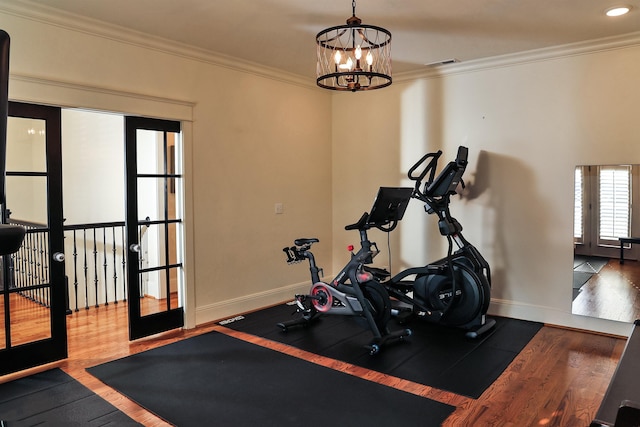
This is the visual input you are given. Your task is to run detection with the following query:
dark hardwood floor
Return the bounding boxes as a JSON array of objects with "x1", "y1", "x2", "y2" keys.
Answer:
[{"x1": 0, "y1": 296, "x2": 627, "y2": 426}]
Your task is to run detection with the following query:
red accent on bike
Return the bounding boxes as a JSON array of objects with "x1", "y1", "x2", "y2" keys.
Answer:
[
  {"x1": 311, "y1": 283, "x2": 332, "y2": 313},
  {"x1": 357, "y1": 272, "x2": 373, "y2": 282},
  {"x1": 347, "y1": 245, "x2": 354, "y2": 251}
]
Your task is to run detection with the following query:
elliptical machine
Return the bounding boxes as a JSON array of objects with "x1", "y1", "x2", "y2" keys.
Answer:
[
  {"x1": 368, "y1": 146, "x2": 495, "y2": 338},
  {"x1": 280, "y1": 202, "x2": 413, "y2": 355}
]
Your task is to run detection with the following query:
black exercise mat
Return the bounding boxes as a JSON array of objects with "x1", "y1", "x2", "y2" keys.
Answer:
[
  {"x1": 0, "y1": 368, "x2": 140, "y2": 426},
  {"x1": 222, "y1": 302, "x2": 543, "y2": 398},
  {"x1": 87, "y1": 330, "x2": 454, "y2": 427}
]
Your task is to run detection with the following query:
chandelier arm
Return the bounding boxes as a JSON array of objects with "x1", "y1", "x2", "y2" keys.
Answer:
[
  {"x1": 356, "y1": 29, "x2": 372, "y2": 45},
  {"x1": 355, "y1": 27, "x2": 392, "y2": 47},
  {"x1": 320, "y1": 28, "x2": 348, "y2": 45}
]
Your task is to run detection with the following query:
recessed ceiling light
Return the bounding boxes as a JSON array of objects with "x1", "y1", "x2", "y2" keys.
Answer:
[{"x1": 606, "y1": 6, "x2": 631, "y2": 17}]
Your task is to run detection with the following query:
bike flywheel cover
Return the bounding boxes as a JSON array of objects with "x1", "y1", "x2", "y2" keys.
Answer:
[{"x1": 310, "y1": 283, "x2": 333, "y2": 313}]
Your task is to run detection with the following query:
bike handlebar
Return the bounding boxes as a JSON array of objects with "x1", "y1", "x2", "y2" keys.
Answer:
[
  {"x1": 344, "y1": 211, "x2": 400, "y2": 233},
  {"x1": 345, "y1": 212, "x2": 369, "y2": 231}
]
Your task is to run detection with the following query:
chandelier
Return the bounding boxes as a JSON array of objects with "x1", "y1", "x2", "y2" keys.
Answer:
[{"x1": 316, "y1": 0, "x2": 392, "y2": 92}]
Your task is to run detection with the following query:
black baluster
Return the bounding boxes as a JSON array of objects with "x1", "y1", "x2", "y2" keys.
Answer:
[
  {"x1": 122, "y1": 227, "x2": 127, "y2": 302},
  {"x1": 42, "y1": 230, "x2": 50, "y2": 307},
  {"x1": 32, "y1": 229, "x2": 39, "y2": 303},
  {"x1": 83, "y1": 229, "x2": 89, "y2": 310},
  {"x1": 93, "y1": 228, "x2": 98, "y2": 308},
  {"x1": 72, "y1": 230, "x2": 79, "y2": 312},
  {"x1": 103, "y1": 227, "x2": 108, "y2": 306},
  {"x1": 8, "y1": 252, "x2": 15, "y2": 288},
  {"x1": 27, "y1": 227, "x2": 34, "y2": 295},
  {"x1": 36, "y1": 229, "x2": 43, "y2": 305},
  {"x1": 138, "y1": 224, "x2": 143, "y2": 299},
  {"x1": 112, "y1": 226, "x2": 118, "y2": 304}
]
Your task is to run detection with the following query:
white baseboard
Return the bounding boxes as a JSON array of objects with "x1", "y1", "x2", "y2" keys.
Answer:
[{"x1": 195, "y1": 281, "x2": 310, "y2": 326}]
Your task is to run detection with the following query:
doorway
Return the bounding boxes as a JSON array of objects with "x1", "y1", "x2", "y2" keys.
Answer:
[{"x1": 1, "y1": 104, "x2": 186, "y2": 375}]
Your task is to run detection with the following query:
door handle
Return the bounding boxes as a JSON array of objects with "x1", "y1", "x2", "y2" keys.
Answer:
[
  {"x1": 129, "y1": 243, "x2": 141, "y2": 253},
  {"x1": 53, "y1": 252, "x2": 65, "y2": 262}
]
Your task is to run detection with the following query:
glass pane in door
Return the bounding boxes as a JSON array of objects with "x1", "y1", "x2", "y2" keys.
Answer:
[
  {"x1": 10, "y1": 295, "x2": 51, "y2": 346},
  {"x1": 4, "y1": 118, "x2": 52, "y2": 347},
  {"x1": 6, "y1": 117, "x2": 47, "y2": 172},
  {"x1": 138, "y1": 222, "x2": 182, "y2": 317}
]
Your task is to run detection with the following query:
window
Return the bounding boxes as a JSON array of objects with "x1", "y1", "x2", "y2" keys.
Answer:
[
  {"x1": 598, "y1": 165, "x2": 631, "y2": 242},
  {"x1": 574, "y1": 167, "x2": 583, "y2": 242},
  {"x1": 574, "y1": 164, "x2": 632, "y2": 253}
]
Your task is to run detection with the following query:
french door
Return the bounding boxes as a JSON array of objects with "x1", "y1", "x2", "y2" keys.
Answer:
[
  {"x1": 574, "y1": 164, "x2": 637, "y2": 259},
  {"x1": 0, "y1": 102, "x2": 67, "y2": 375},
  {"x1": 125, "y1": 116, "x2": 184, "y2": 340}
]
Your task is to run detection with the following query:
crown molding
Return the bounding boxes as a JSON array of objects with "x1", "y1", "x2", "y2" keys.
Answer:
[
  {"x1": 0, "y1": 0, "x2": 315, "y2": 90},
  {"x1": 394, "y1": 31, "x2": 640, "y2": 82},
  {"x1": 2, "y1": 0, "x2": 639, "y2": 91}
]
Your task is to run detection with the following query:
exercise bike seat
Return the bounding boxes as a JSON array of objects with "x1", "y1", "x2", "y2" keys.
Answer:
[{"x1": 294, "y1": 238, "x2": 319, "y2": 246}]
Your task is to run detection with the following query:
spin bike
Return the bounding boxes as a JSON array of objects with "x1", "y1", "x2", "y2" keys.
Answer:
[
  {"x1": 280, "y1": 211, "x2": 412, "y2": 355},
  {"x1": 367, "y1": 146, "x2": 496, "y2": 338}
]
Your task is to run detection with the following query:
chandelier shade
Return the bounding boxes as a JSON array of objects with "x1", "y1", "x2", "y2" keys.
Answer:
[{"x1": 316, "y1": 1, "x2": 391, "y2": 92}]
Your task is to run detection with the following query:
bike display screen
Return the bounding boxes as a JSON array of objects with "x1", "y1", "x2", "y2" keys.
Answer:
[{"x1": 367, "y1": 187, "x2": 413, "y2": 227}]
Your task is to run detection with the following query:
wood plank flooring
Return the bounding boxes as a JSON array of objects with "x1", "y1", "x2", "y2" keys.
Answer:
[
  {"x1": 573, "y1": 258, "x2": 640, "y2": 322},
  {"x1": 0, "y1": 296, "x2": 628, "y2": 426}
]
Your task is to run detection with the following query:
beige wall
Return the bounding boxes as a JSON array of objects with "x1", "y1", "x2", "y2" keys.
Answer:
[
  {"x1": 332, "y1": 44, "x2": 640, "y2": 336},
  {"x1": 0, "y1": 10, "x2": 333, "y2": 327}
]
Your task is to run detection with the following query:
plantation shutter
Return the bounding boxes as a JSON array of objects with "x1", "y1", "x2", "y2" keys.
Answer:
[
  {"x1": 598, "y1": 165, "x2": 631, "y2": 241},
  {"x1": 574, "y1": 167, "x2": 583, "y2": 241}
]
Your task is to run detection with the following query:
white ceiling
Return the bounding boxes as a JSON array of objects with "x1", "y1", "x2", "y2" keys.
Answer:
[{"x1": 7, "y1": 0, "x2": 640, "y2": 78}]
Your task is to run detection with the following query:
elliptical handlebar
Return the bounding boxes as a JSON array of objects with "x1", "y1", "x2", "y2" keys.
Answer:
[
  {"x1": 407, "y1": 150, "x2": 442, "y2": 190},
  {"x1": 408, "y1": 146, "x2": 468, "y2": 206}
]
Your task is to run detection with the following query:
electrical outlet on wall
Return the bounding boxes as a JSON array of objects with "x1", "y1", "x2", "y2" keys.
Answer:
[{"x1": 275, "y1": 203, "x2": 284, "y2": 214}]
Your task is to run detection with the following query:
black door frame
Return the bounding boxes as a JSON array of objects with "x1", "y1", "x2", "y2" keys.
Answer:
[
  {"x1": 125, "y1": 116, "x2": 184, "y2": 340},
  {"x1": 0, "y1": 101, "x2": 67, "y2": 375}
]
